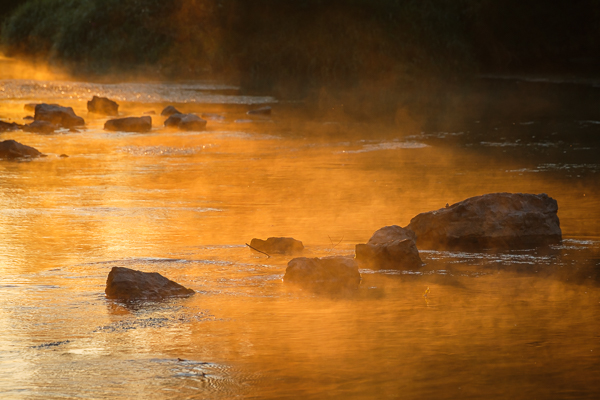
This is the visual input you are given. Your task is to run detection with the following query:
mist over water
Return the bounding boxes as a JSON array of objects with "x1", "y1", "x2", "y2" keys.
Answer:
[{"x1": 0, "y1": 68, "x2": 599, "y2": 398}]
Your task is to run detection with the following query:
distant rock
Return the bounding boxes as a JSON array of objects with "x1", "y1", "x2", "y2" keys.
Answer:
[
  {"x1": 34, "y1": 104, "x2": 85, "y2": 128},
  {"x1": 284, "y1": 256, "x2": 361, "y2": 290},
  {"x1": 164, "y1": 113, "x2": 207, "y2": 131},
  {"x1": 23, "y1": 120, "x2": 57, "y2": 134},
  {"x1": 250, "y1": 237, "x2": 304, "y2": 255},
  {"x1": 355, "y1": 225, "x2": 422, "y2": 270},
  {"x1": 247, "y1": 106, "x2": 272, "y2": 116},
  {"x1": 104, "y1": 116, "x2": 152, "y2": 133},
  {"x1": 0, "y1": 121, "x2": 21, "y2": 132},
  {"x1": 161, "y1": 105, "x2": 182, "y2": 116},
  {"x1": 87, "y1": 96, "x2": 119, "y2": 116},
  {"x1": 407, "y1": 192, "x2": 562, "y2": 250},
  {"x1": 0, "y1": 139, "x2": 44, "y2": 159},
  {"x1": 105, "y1": 267, "x2": 195, "y2": 300}
]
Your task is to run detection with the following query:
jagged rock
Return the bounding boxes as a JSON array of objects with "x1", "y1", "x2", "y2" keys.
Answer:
[
  {"x1": 250, "y1": 237, "x2": 304, "y2": 255},
  {"x1": 104, "y1": 116, "x2": 152, "y2": 132},
  {"x1": 0, "y1": 139, "x2": 44, "y2": 159},
  {"x1": 164, "y1": 113, "x2": 207, "y2": 131},
  {"x1": 23, "y1": 120, "x2": 57, "y2": 134},
  {"x1": 105, "y1": 267, "x2": 195, "y2": 300},
  {"x1": 34, "y1": 103, "x2": 84, "y2": 127},
  {"x1": 355, "y1": 225, "x2": 422, "y2": 270},
  {"x1": 407, "y1": 192, "x2": 562, "y2": 250},
  {"x1": 87, "y1": 96, "x2": 119, "y2": 116},
  {"x1": 284, "y1": 256, "x2": 361, "y2": 290},
  {"x1": 247, "y1": 106, "x2": 272, "y2": 115},
  {"x1": 161, "y1": 105, "x2": 182, "y2": 116},
  {"x1": 0, "y1": 121, "x2": 21, "y2": 132}
]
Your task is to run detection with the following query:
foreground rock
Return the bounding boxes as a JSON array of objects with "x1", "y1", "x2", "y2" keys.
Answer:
[
  {"x1": 284, "y1": 256, "x2": 360, "y2": 290},
  {"x1": 355, "y1": 225, "x2": 423, "y2": 270},
  {"x1": 87, "y1": 96, "x2": 119, "y2": 116},
  {"x1": 407, "y1": 192, "x2": 562, "y2": 250},
  {"x1": 164, "y1": 113, "x2": 207, "y2": 131},
  {"x1": 247, "y1": 106, "x2": 272, "y2": 116},
  {"x1": 0, "y1": 121, "x2": 21, "y2": 132},
  {"x1": 34, "y1": 103, "x2": 84, "y2": 127},
  {"x1": 105, "y1": 267, "x2": 195, "y2": 300},
  {"x1": 250, "y1": 237, "x2": 304, "y2": 255},
  {"x1": 0, "y1": 140, "x2": 44, "y2": 159},
  {"x1": 104, "y1": 116, "x2": 152, "y2": 132},
  {"x1": 161, "y1": 105, "x2": 182, "y2": 116},
  {"x1": 23, "y1": 120, "x2": 57, "y2": 134}
]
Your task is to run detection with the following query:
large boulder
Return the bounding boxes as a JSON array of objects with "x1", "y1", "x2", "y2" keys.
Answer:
[
  {"x1": 407, "y1": 192, "x2": 562, "y2": 250},
  {"x1": 87, "y1": 96, "x2": 119, "y2": 116},
  {"x1": 355, "y1": 225, "x2": 422, "y2": 270},
  {"x1": 161, "y1": 105, "x2": 182, "y2": 116},
  {"x1": 104, "y1": 116, "x2": 152, "y2": 133},
  {"x1": 284, "y1": 256, "x2": 361, "y2": 290},
  {"x1": 250, "y1": 237, "x2": 304, "y2": 255},
  {"x1": 34, "y1": 103, "x2": 84, "y2": 127},
  {"x1": 105, "y1": 267, "x2": 195, "y2": 300},
  {"x1": 0, "y1": 139, "x2": 44, "y2": 159},
  {"x1": 164, "y1": 113, "x2": 207, "y2": 131}
]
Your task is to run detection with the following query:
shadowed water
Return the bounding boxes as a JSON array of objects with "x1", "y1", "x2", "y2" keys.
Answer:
[{"x1": 0, "y1": 77, "x2": 599, "y2": 399}]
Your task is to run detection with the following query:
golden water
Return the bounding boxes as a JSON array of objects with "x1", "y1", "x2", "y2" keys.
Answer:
[{"x1": 0, "y1": 77, "x2": 599, "y2": 399}]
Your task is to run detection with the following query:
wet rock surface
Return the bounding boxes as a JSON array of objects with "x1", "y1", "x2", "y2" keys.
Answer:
[
  {"x1": 0, "y1": 139, "x2": 44, "y2": 159},
  {"x1": 104, "y1": 116, "x2": 152, "y2": 132},
  {"x1": 87, "y1": 96, "x2": 119, "y2": 116},
  {"x1": 34, "y1": 103, "x2": 85, "y2": 127},
  {"x1": 164, "y1": 113, "x2": 207, "y2": 131},
  {"x1": 407, "y1": 192, "x2": 562, "y2": 250},
  {"x1": 250, "y1": 237, "x2": 304, "y2": 255},
  {"x1": 105, "y1": 267, "x2": 195, "y2": 300},
  {"x1": 355, "y1": 225, "x2": 422, "y2": 270},
  {"x1": 284, "y1": 256, "x2": 361, "y2": 290}
]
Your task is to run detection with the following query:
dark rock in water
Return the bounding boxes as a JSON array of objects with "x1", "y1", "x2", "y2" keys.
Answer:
[
  {"x1": 87, "y1": 96, "x2": 119, "y2": 116},
  {"x1": 284, "y1": 256, "x2": 360, "y2": 290},
  {"x1": 250, "y1": 237, "x2": 304, "y2": 255},
  {"x1": 104, "y1": 116, "x2": 152, "y2": 133},
  {"x1": 0, "y1": 139, "x2": 44, "y2": 159},
  {"x1": 161, "y1": 105, "x2": 182, "y2": 116},
  {"x1": 247, "y1": 106, "x2": 272, "y2": 116},
  {"x1": 105, "y1": 267, "x2": 195, "y2": 300},
  {"x1": 60, "y1": 154, "x2": 69, "y2": 158},
  {"x1": 355, "y1": 225, "x2": 422, "y2": 270},
  {"x1": 0, "y1": 121, "x2": 21, "y2": 132},
  {"x1": 34, "y1": 103, "x2": 85, "y2": 127},
  {"x1": 164, "y1": 113, "x2": 207, "y2": 131},
  {"x1": 407, "y1": 192, "x2": 562, "y2": 250},
  {"x1": 23, "y1": 120, "x2": 57, "y2": 134}
]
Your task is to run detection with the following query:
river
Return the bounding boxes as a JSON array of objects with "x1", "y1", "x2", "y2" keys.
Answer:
[{"x1": 0, "y1": 71, "x2": 599, "y2": 399}]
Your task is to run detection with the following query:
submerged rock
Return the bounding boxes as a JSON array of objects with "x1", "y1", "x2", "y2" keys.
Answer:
[
  {"x1": 87, "y1": 96, "x2": 119, "y2": 116},
  {"x1": 250, "y1": 237, "x2": 304, "y2": 255},
  {"x1": 164, "y1": 113, "x2": 207, "y2": 131},
  {"x1": 104, "y1": 116, "x2": 152, "y2": 133},
  {"x1": 247, "y1": 106, "x2": 272, "y2": 116},
  {"x1": 0, "y1": 121, "x2": 21, "y2": 132},
  {"x1": 23, "y1": 120, "x2": 57, "y2": 134},
  {"x1": 34, "y1": 103, "x2": 85, "y2": 127},
  {"x1": 355, "y1": 225, "x2": 422, "y2": 270},
  {"x1": 407, "y1": 192, "x2": 562, "y2": 250},
  {"x1": 0, "y1": 139, "x2": 44, "y2": 159},
  {"x1": 161, "y1": 105, "x2": 182, "y2": 116},
  {"x1": 284, "y1": 256, "x2": 360, "y2": 290},
  {"x1": 105, "y1": 267, "x2": 195, "y2": 300}
]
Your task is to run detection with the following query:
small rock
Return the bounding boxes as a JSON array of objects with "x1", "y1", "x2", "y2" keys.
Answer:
[
  {"x1": 284, "y1": 256, "x2": 361, "y2": 290},
  {"x1": 0, "y1": 139, "x2": 44, "y2": 159},
  {"x1": 34, "y1": 103, "x2": 85, "y2": 128},
  {"x1": 59, "y1": 154, "x2": 69, "y2": 158},
  {"x1": 104, "y1": 116, "x2": 152, "y2": 133},
  {"x1": 247, "y1": 106, "x2": 272, "y2": 116},
  {"x1": 23, "y1": 120, "x2": 57, "y2": 134},
  {"x1": 250, "y1": 237, "x2": 304, "y2": 255},
  {"x1": 161, "y1": 105, "x2": 182, "y2": 116},
  {"x1": 105, "y1": 267, "x2": 195, "y2": 300},
  {"x1": 87, "y1": 96, "x2": 119, "y2": 116},
  {"x1": 164, "y1": 113, "x2": 207, "y2": 131}
]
